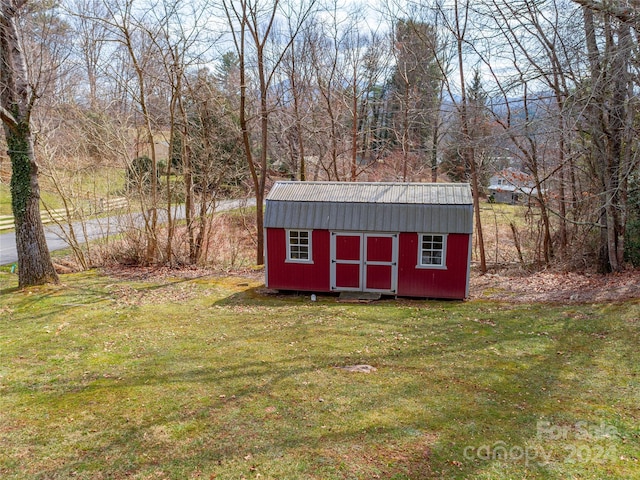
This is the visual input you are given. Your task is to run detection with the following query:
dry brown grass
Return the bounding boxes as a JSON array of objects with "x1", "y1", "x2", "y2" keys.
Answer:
[{"x1": 87, "y1": 208, "x2": 258, "y2": 273}]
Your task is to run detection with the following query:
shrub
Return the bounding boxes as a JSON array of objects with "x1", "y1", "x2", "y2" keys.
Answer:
[{"x1": 126, "y1": 156, "x2": 159, "y2": 194}]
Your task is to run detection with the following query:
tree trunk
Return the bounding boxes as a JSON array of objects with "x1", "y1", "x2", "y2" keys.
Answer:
[
  {"x1": 582, "y1": 7, "x2": 630, "y2": 272},
  {"x1": 7, "y1": 126, "x2": 59, "y2": 287},
  {"x1": 257, "y1": 35, "x2": 269, "y2": 265},
  {"x1": 350, "y1": 78, "x2": 358, "y2": 181},
  {"x1": 230, "y1": 0, "x2": 264, "y2": 265},
  {"x1": 290, "y1": 62, "x2": 306, "y2": 181},
  {"x1": 1, "y1": 0, "x2": 59, "y2": 287},
  {"x1": 454, "y1": 0, "x2": 486, "y2": 273},
  {"x1": 430, "y1": 114, "x2": 439, "y2": 182}
]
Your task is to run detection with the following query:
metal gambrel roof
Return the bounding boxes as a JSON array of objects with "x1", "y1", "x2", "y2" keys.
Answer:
[
  {"x1": 267, "y1": 181, "x2": 472, "y2": 205},
  {"x1": 264, "y1": 181, "x2": 474, "y2": 234}
]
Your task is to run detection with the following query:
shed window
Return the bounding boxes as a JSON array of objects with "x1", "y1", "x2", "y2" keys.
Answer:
[
  {"x1": 418, "y1": 234, "x2": 446, "y2": 268},
  {"x1": 287, "y1": 230, "x2": 312, "y2": 262}
]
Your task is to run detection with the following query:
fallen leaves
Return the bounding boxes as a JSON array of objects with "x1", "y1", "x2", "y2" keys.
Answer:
[{"x1": 471, "y1": 269, "x2": 640, "y2": 303}]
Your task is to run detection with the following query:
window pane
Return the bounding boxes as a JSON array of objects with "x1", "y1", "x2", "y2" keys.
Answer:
[
  {"x1": 420, "y1": 234, "x2": 444, "y2": 266},
  {"x1": 288, "y1": 230, "x2": 311, "y2": 261}
]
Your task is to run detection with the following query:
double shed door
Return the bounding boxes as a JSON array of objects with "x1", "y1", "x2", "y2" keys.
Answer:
[{"x1": 330, "y1": 232, "x2": 398, "y2": 294}]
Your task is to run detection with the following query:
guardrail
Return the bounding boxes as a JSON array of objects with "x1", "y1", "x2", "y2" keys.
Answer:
[
  {"x1": 0, "y1": 197, "x2": 129, "y2": 232},
  {"x1": 95, "y1": 197, "x2": 129, "y2": 213},
  {"x1": 0, "y1": 208, "x2": 69, "y2": 232},
  {"x1": 0, "y1": 214, "x2": 13, "y2": 231}
]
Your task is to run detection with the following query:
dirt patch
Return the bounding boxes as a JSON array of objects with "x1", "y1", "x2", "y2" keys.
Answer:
[
  {"x1": 102, "y1": 264, "x2": 218, "y2": 282},
  {"x1": 95, "y1": 260, "x2": 640, "y2": 306},
  {"x1": 470, "y1": 268, "x2": 640, "y2": 304},
  {"x1": 101, "y1": 263, "x2": 264, "y2": 282}
]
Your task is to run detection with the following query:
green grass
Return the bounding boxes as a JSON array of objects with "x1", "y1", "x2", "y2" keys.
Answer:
[
  {"x1": 0, "y1": 271, "x2": 638, "y2": 479},
  {"x1": 0, "y1": 167, "x2": 128, "y2": 217},
  {"x1": 0, "y1": 183, "x2": 79, "y2": 216},
  {"x1": 0, "y1": 183, "x2": 11, "y2": 215}
]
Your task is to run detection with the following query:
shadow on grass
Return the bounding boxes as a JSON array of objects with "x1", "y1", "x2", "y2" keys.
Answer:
[
  {"x1": 0, "y1": 281, "x2": 113, "y2": 325},
  {"x1": 6, "y1": 283, "x2": 638, "y2": 479},
  {"x1": 1, "y1": 271, "x2": 213, "y2": 324},
  {"x1": 0, "y1": 284, "x2": 20, "y2": 295}
]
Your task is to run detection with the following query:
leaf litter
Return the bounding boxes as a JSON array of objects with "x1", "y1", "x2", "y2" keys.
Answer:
[{"x1": 471, "y1": 269, "x2": 640, "y2": 303}]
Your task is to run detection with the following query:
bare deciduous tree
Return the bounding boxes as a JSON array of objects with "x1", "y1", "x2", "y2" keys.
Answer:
[
  {"x1": 223, "y1": 0, "x2": 315, "y2": 265},
  {"x1": 0, "y1": 0, "x2": 59, "y2": 287},
  {"x1": 581, "y1": 4, "x2": 635, "y2": 272}
]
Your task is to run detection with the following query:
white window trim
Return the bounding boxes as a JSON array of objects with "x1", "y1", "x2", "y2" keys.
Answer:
[
  {"x1": 416, "y1": 233, "x2": 447, "y2": 270},
  {"x1": 286, "y1": 229, "x2": 313, "y2": 263}
]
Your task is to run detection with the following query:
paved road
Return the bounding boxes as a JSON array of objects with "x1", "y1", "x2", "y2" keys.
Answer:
[{"x1": 0, "y1": 199, "x2": 255, "y2": 266}]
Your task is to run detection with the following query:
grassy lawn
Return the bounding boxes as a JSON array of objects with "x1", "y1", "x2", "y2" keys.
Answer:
[
  {"x1": 0, "y1": 167, "x2": 127, "y2": 218},
  {"x1": 0, "y1": 184, "x2": 78, "y2": 217},
  {"x1": 0, "y1": 183, "x2": 12, "y2": 215},
  {"x1": 0, "y1": 270, "x2": 638, "y2": 479}
]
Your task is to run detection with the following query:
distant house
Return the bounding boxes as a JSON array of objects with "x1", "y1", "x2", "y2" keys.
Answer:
[
  {"x1": 488, "y1": 168, "x2": 540, "y2": 204},
  {"x1": 264, "y1": 181, "x2": 474, "y2": 300}
]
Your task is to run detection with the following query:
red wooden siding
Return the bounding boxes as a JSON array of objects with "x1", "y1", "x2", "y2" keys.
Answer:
[
  {"x1": 335, "y1": 263, "x2": 361, "y2": 289},
  {"x1": 333, "y1": 233, "x2": 363, "y2": 290},
  {"x1": 396, "y1": 233, "x2": 470, "y2": 299},
  {"x1": 365, "y1": 264, "x2": 393, "y2": 290},
  {"x1": 267, "y1": 228, "x2": 470, "y2": 299},
  {"x1": 366, "y1": 236, "x2": 393, "y2": 262},
  {"x1": 336, "y1": 234, "x2": 361, "y2": 260},
  {"x1": 364, "y1": 235, "x2": 395, "y2": 292},
  {"x1": 266, "y1": 229, "x2": 330, "y2": 291}
]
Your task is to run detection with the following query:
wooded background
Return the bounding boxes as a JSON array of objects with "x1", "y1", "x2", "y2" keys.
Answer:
[{"x1": 1, "y1": 0, "x2": 638, "y2": 286}]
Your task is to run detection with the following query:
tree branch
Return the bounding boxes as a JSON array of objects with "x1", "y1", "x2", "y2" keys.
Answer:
[
  {"x1": 0, "y1": 105, "x2": 18, "y2": 131},
  {"x1": 572, "y1": 0, "x2": 640, "y2": 24}
]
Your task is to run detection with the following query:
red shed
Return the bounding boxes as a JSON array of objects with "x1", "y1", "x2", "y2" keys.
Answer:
[{"x1": 264, "y1": 181, "x2": 473, "y2": 299}]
